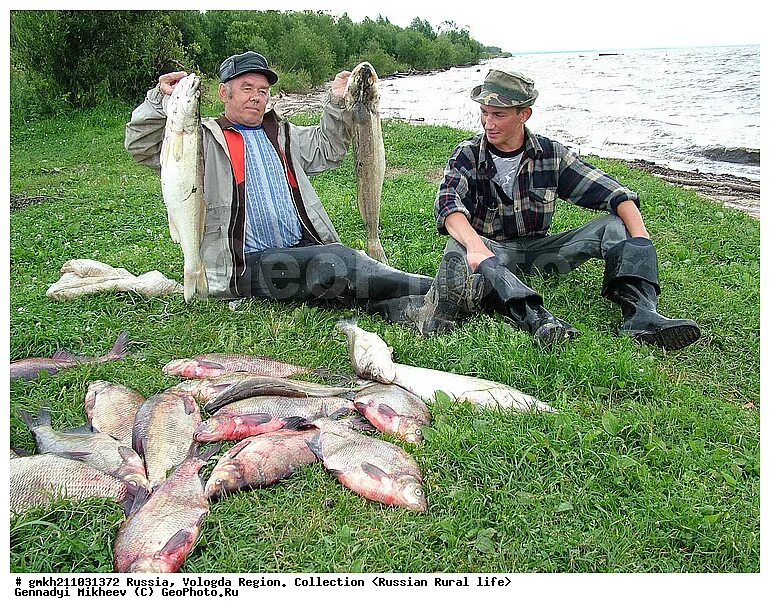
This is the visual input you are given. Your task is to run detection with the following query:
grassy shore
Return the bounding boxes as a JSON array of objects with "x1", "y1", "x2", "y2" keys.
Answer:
[{"x1": 9, "y1": 101, "x2": 759, "y2": 573}]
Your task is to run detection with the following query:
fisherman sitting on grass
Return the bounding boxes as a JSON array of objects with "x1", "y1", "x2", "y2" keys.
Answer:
[
  {"x1": 370, "y1": 69, "x2": 701, "y2": 351},
  {"x1": 125, "y1": 51, "x2": 431, "y2": 309}
]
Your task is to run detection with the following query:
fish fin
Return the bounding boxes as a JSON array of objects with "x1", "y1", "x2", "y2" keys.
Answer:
[
  {"x1": 167, "y1": 209, "x2": 181, "y2": 243},
  {"x1": 239, "y1": 413, "x2": 274, "y2": 426},
  {"x1": 335, "y1": 316, "x2": 358, "y2": 333},
  {"x1": 125, "y1": 484, "x2": 150, "y2": 516},
  {"x1": 51, "y1": 349, "x2": 76, "y2": 360},
  {"x1": 339, "y1": 414, "x2": 377, "y2": 432},
  {"x1": 361, "y1": 462, "x2": 390, "y2": 481},
  {"x1": 305, "y1": 432, "x2": 323, "y2": 458},
  {"x1": 170, "y1": 131, "x2": 186, "y2": 162},
  {"x1": 160, "y1": 529, "x2": 194, "y2": 555},
  {"x1": 375, "y1": 403, "x2": 398, "y2": 418},
  {"x1": 107, "y1": 331, "x2": 129, "y2": 361},
  {"x1": 327, "y1": 404, "x2": 354, "y2": 420},
  {"x1": 192, "y1": 443, "x2": 221, "y2": 463},
  {"x1": 64, "y1": 423, "x2": 96, "y2": 435},
  {"x1": 182, "y1": 393, "x2": 199, "y2": 415},
  {"x1": 55, "y1": 450, "x2": 92, "y2": 462},
  {"x1": 226, "y1": 439, "x2": 252, "y2": 459},
  {"x1": 325, "y1": 468, "x2": 344, "y2": 478},
  {"x1": 281, "y1": 415, "x2": 308, "y2": 430},
  {"x1": 117, "y1": 446, "x2": 137, "y2": 462}
]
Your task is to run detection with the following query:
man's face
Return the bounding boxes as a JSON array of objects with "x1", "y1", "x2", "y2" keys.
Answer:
[
  {"x1": 479, "y1": 104, "x2": 529, "y2": 151},
  {"x1": 219, "y1": 72, "x2": 271, "y2": 127}
]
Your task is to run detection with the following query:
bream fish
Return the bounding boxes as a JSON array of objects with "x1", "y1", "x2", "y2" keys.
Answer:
[
  {"x1": 163, "y1": 353, "x2": 310, "y2": 379},
  {"x1": 10, "y1": 331, "x2": 128, "y2": 381},
  {"x1": 353, "y1": 382, "x2": 431, "y2": 444},
  {"x1": 205, "y1": 429, "x2": 318, "y2": 498},
  {"x1": 160, "y1": 72, "x2": 208, "y2": 302},
  {"x1": 203, "y1": 375, "x2": 358, "y2": 414},
  {"x1": 336, "y1": 318, "x2": 396, "y2": 384},
  {"x1": 114, "y1": 445, "x2": 217, "y2": 573},
  {"x1": 132, "y1": 387, "x2": 201, "y2": 490},
  {"x1": 308, "y1": 417, "x2": 427, "y2": 512},
  {"x1": 194, "y1": 395, "x2": 353, "y2": 443},
  {"x1": 345, "y1": 61, "x2": 388, "y2": 264},
  {"x1": 11, "y1": 453, "x2": 137, "y2": 516},
  {"x1": 19, "y1": 407, "x2": 148, "y2": 491},
  {"x1": 85, "y1": 380, "x2": 146, "y2": 446}
]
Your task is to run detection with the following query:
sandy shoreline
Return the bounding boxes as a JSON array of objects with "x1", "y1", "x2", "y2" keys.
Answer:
[{"x1": 270, "y1": 90, "x2": 760, "y2": 220}]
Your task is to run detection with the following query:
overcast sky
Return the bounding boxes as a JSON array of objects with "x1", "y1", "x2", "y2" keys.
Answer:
[{"x1": 277, "y1": 0, "x2": 761, "y2": 53}]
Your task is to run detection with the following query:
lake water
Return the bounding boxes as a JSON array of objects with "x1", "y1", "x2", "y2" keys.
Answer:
[{"x1": 378, "y1": 45, "x2": 760, "y2": 181}]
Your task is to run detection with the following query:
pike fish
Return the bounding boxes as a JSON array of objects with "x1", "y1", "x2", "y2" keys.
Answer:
[
  {"x1": 132, "y1": 387, "x2": 202, "y2": 490},
  {"x1": 341, "y1": 320, "x2": 553, "y2": 412},
  {"x1": 353, "y1": 383, "x2": 431, "y2": 444},
  {"x1": 19, "y1": 407, "x2": 148, "y2": 491},
  {"x1": 10, "y1": 331, "x2": 128, "y2": 381},
  {"x1": 195, "y1": 395, "x2": 353, "y2": 442},
  {"x1": 308, "y1": 417, "x2": 427, "y2": 512},
  {"x1": 345, "y1": 61, "x2": 388, "y2": 264},
  {"x1": 203, "y1": 375, "x2": 358, "y2": 414},
  {"x1": 11, "y1": 453, "x2": 137, "y2": 516},
  {"x1": 85, "y1": 380, "x2": 146, "y2": 446},
  {"x1": 336, "y1": 318, "x2": 396, "y2": 384},
  {"x1": 163, "y1": 353, "x2": 310, "y2": 379},
  {"x1": 205, "y1": 429, "x2": 318, "y2": 498},
  {"x1": 114, "y1": 445, "x2": 217, "y2": 573},
  {"x1": 160, "y1": 72, "x2": 208, "y2": 302}
]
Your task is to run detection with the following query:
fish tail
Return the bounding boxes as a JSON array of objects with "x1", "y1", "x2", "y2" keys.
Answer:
[
  {"x1": 183, "y1": 266, "x2": 209, "y2": 303},
  {"x1": 106, "y1": 331, "x2": 129, "y2": 361},
  {"x1": 18, "y1": 404, "x2": 52, "y2": 430},
  {"x1": 335, "y1": 316, "x2": 358, "y2": 333}
]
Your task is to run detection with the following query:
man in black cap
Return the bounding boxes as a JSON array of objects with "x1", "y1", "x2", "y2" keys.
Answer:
[
  {"x1": 125, "y1": 51, "x2": 431, "y2": 307},
  {"x1": 377, "y1": 68, "x2": 700, "y2": 350}
]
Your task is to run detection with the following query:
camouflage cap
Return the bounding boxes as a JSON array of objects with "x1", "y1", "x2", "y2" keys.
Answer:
[{"x1": 470, "y1": 69, "x2": 538, "y2": 108}]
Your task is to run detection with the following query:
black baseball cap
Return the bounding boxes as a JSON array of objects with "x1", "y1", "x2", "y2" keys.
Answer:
[{"x1": 219, "y1": 51, "x2": 278, "y2": 85}]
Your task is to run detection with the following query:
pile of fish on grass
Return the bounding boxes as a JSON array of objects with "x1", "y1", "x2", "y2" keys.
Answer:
[{"x1": 10, "y1": 319, "x2": 552, "y2": 572}]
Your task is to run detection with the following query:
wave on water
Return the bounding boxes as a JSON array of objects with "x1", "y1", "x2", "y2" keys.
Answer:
[{"x1": 692, "y1": 146, "x2": 760, "y2": 166}]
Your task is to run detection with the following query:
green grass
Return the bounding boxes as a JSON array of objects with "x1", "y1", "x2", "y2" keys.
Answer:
[{"x1": 9, "y1": 104, "x2": 759, "y2": 573}]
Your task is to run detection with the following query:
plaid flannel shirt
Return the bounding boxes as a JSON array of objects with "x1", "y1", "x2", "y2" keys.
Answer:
[{"x1": 435, "y1": 127, "x2": 639, "y2": 239}]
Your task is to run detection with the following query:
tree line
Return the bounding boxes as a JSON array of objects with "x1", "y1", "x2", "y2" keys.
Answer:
[{"x1": 10, "y1": 10, "x2": 504, "y2": 119}]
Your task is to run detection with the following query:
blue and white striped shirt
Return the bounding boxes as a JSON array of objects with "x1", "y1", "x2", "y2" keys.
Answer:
[{"x1": 236, "y1": 124, "x2": 303, "y2": 253}]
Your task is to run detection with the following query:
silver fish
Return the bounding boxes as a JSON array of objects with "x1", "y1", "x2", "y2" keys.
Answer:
[
  {"x1": 340, "y1": 320, "x2": 552, "y2": 412},
  {"x1": 195, "y1": 395, "x2": 354, "y2": 443},
  {"x1": 205, "y1": 430, "x2": 318, "y2": 498},
  {"x1": 133, "y1": 387, "x2": 201, "y2": 490},
  {"x1": 162, "y1": 353, "x2": 310, "y2": 379},
  {"x1": 114, "y1": 445, "x2": 216, "y2": 573},
  {"x1": 10, "y1": 331, "x2": 128, "y2": 381},
  {"x1": 353, "y1": 382, "x2": 431, "y2": 444},
  {"x1": 19, "y1": 407, "x2": 148, "y2": 491},
  {"x1": 345, "y1": 61, "x2": 387, "y2": 264},
  {"x1": 308, "y1": 417, "x2": 427, "y2": 512},
  {"x1": 203, "y1": 375, "x2": 358, "y2": 414},
  {"x1": 336, "y1": 317, "x2": 396, "y2": 383},
  {"x1": 85, "y1": 380, "x2": 146, "y2": 446},
  {"x1": 10, "y1": 453, "x2": 137, "y2": 516},
  {"x1": 160, "y1": 72, "x2": 208, "y2": 302}
]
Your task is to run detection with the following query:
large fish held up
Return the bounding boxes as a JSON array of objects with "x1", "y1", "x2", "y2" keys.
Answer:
[
  {"x1": 160, "y1": 73, "x2": 208, "y2": 303},
  {"x1": 345, "y1": 61, "x2": 388, "y2": 264}
]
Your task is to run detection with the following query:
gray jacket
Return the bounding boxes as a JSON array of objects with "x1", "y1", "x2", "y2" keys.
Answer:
[{"x1": 125, "y1": 84, "x2": 350, "y2": 298}]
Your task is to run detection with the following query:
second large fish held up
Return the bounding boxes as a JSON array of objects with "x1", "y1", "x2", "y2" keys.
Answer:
[
  {"x1": 338, "y1": 318, "x2": 553, "y2": 412},
  {"x1": 345, "y1": 61, "x2": 388, "y2": 264},
  {"x1": 307, "y1": 417, "x2": 427, "y2": 512},
  {"x1": 114, "y1": 445, "x2": 217, "y2": 573},
  {"x1": 160, "y1": 72, "x2": 208, "y2": 303}
]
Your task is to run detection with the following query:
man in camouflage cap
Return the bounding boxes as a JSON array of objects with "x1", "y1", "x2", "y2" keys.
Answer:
[{"x1": 372, "y1": 68, "x2": 700, "y2": 350}]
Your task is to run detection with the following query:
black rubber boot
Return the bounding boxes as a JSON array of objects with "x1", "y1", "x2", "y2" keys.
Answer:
[
  {"x1": 364, "y1": 294, "x2": 425, "y2": 325},
  {"x1": 603, "y1": 238, "x2": 700, "y2": 350},
  {"x1": 477, "y1": 256, "x2": 578, "y2": 347}
]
